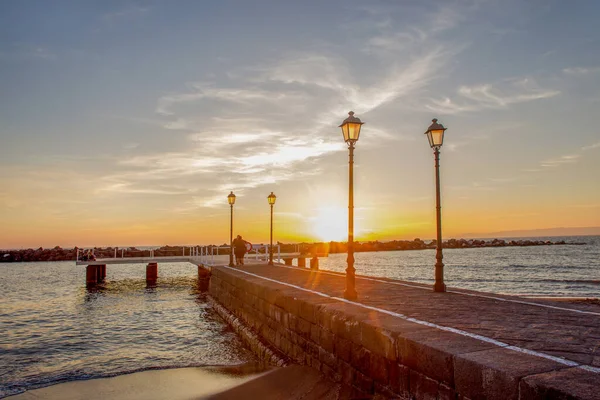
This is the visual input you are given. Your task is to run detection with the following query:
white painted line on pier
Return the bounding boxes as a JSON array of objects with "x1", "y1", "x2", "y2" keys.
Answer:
[
  {"x1": 223, "y1": 265, "x2": 600, "y2": 374},
  {"x1": 272, "y1": 264, "x2": 600, "y2": 317}
]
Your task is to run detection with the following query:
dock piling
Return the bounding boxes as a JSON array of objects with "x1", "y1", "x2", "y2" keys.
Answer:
[
  {"x1": 146, "y1": 262, "x2": 158, "y2": 283},
  {"x1": 86, "y1": 265, "x2": 97, "y2": 286}
]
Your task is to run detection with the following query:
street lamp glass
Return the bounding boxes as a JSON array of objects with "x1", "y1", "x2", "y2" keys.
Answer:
[
  {"x1": 227, "y1": 191, "x2": 236, "y2": 205},
  {"x1": 267, "y1": 192, "x2": 276, "y2": 205},
  {"x1": 339, "y1": 111, "x2": 364, "y2": 143},
  {"x1": 425, "y1": 119, "x2": 446, "y2": 149}
]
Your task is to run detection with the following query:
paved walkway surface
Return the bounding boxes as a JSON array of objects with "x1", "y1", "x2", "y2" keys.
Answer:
[{"x1": 222, "y1": 264, "x2": 600, "y2": 370}]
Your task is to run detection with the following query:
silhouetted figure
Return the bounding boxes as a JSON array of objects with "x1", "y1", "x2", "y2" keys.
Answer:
[
  {"x1": 81, "y1": 249, "x2": 96, "y2": 262},
  {"x1": 232, "y1": 235, "x2": 251, "y2": 266}
]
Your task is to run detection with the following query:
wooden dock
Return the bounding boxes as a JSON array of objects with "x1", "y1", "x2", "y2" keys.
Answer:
[{"x1": 79, "y1": 252, "x2": 327, "y2": 285}]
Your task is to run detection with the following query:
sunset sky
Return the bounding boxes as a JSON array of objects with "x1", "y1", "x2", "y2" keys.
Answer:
[{"x1": 1, "y1": 0, "x2": 599, "y2": 248}]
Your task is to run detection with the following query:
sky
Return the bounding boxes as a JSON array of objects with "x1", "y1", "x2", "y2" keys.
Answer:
[{"x1": 1, "y1": 0, "x2": 600, "y2": 248}]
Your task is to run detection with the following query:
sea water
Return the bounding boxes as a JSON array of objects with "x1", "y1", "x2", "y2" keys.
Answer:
[
  {"x1": 0, "y1": 262, "x2": 255, "y2": 398},
  {"x1": 1, "y1": 236, "x2": 599, "y2": 397},
  {"x1": 319, "y1": 235, "x2": 600, "y2": 297}
]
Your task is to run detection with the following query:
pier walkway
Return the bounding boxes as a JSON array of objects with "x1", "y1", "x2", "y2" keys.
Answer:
[{"x1": 209, "y1": 263, "x2": 599, "y2": 399}]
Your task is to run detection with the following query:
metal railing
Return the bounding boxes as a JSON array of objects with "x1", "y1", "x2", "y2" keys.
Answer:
[
  {"x1": 190, "y1": 244, "x2": 281, "y2": 266},
  {"x1": 76, "y1": 244, "x2": 283, "y2": 266},
  {"x1": 76, "y1": 247, "x2": 197, "y2": 262}
]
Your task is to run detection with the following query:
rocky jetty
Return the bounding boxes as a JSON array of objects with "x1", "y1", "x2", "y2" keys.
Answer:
[
  {"x1": 0, "y1": 245, "x2": 196, "y2": 263},
  {"x1": 292, "y1": 237, "x2": 583, "y2": 255}
]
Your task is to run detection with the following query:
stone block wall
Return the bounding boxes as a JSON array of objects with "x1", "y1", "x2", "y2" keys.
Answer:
[{"x1": 208, "y1": 267, "x2": 597, "y2": 400}]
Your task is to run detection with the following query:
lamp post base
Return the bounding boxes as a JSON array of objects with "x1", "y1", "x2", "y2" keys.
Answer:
[
  {"x1": 344, "y1": 288, "x2": 358, "y2": 301},
  {"x1": 433, "y1": 281, "x2": 446, "y2": 292}
]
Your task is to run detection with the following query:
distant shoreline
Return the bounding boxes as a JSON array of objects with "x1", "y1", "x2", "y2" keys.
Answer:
[{"x1": 0, "y1": 237, "x2": 587, "y2": 263}]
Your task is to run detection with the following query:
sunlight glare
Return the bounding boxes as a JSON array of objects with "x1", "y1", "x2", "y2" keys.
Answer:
[{"x1": 312, "y1": 206, "x2": 347, "y2": 242}]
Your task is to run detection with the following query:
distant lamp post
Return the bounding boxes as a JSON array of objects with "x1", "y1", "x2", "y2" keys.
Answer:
[
  {"x1": 267, "y1": 192, "x2": 277, "y2": 265},
  {"x1": 425, "y1": 118, "x2": 447, "y2": 293},
  {"x1": 227, "y1": 191, "x2": 236, "y2": 267},
  {"x1": 339, "y1": 111, "x2": 364, "y2": 300}
]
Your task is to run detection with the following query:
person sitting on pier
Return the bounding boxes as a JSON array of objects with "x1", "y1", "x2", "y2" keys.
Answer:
[
  {"x1": 232, "y1": 235, "x2": 250, "y2": 266},
  {"x1": 80, "y1": 249, "x2": 96, "y2": 262}
]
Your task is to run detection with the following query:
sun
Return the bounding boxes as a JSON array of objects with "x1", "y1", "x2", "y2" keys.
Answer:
[{"x1": 312, "y1": 206, "x2": 348, "y2": 242}]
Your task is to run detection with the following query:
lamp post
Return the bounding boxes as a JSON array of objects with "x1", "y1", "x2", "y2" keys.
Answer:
[
  {"x1": 339, "y1": 111, "x2": 364, "y2": 300},
  {"x1": 227, "y1": 191, "x2": 236, "y2": 267},
  {"x1": 424, "y1": 118, "x2": 447, "y2": 293},
  {"x1": 267, "y1": 192, "x2": 276, "y2": 265}
]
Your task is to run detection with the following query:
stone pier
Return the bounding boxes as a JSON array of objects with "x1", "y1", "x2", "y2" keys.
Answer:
[{"x1": 208, "y1": 263, "x2": 599, "y2": 400}]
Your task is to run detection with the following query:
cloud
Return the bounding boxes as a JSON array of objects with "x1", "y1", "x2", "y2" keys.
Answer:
[
  {"x1": 582, "y1": 142, "x2": 600, "y2": 151},
  {"x1": 102, "y1": 5, "x2": 149, "y2": 22},
  {"x1": 122, "y1": 142, "x2": 140, "y2": 150},
  {"x1": 98, "y1": 2, "x2": 469, "y2": 212},
  {"x1": 540, "y1": 154, "x2": 580, "y2": 168},
  {"x1": 0, "y1": 44, "x2": 56, "y2": 61},
  {"x1": 563, "y1": 67, "x2": 600, "y2": 75},
  {"x1": 427, "y1": 78, "x2": 560, "y2": 114},
  {"x1": 521, "y1": 141, "x2": 598, "y2": 175}
]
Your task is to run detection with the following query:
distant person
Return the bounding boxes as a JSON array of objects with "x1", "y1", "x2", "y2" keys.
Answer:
[
  {"x1": 82, "y1": 249, "x2": 95, "y2": 261},
  {"x1": 232, "y1": 235, "x2": 251, "y2": 266}
]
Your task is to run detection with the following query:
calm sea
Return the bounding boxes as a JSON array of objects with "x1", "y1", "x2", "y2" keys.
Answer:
[
  {"x1": 0, "y1": 263, "x2": 255, "y2": 398},
  {"x1": 319, "y1": 235, "x2": 600, "y2": 297},
  {"x1": 1, "y1": 235, "x2": 598, "y2": 397}
]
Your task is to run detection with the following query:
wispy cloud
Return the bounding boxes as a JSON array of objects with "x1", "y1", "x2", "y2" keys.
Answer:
[
  {"x1": 0, "y1": 44, "x2": 56, "y2": 61},
  {"x1": 102, "y1": 5, "x2": 149, "y2": 22},
  {"x1": 540, "y1": 154, "x2": 581, "y2": 168},
  {"x1": 522, "y1": 140, "x2": 600, "y2": 174},
  {"x1": 563, "y1": 67, "x2": 600, "y2": 75},
  {"x1": 426, "y1": 78, "x2": 559, "y2": 114},
  {"x1": 92, "y1": 2, "x2": 475, "y2": 213},
  {"x1": 582, "y1": 142, "x2": 600, "y2": 151}
]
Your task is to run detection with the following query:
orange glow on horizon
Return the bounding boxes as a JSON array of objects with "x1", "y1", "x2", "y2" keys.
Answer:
[{"x1": 312, "y1": 206, "x2": 348, "y2": 242}]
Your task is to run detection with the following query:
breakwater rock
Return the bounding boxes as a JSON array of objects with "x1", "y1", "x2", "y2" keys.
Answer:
[
  {"x1": 0, "y1": 245, "x2": 200, "y2": 263},
  {"x1": 290, "y1": 237, "x2": 584, "y2": 255}
]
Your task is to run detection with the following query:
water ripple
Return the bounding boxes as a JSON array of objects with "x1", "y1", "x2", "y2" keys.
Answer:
[{"x1": 0, "y1": 262, "x2": 255, "y2": 398}]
